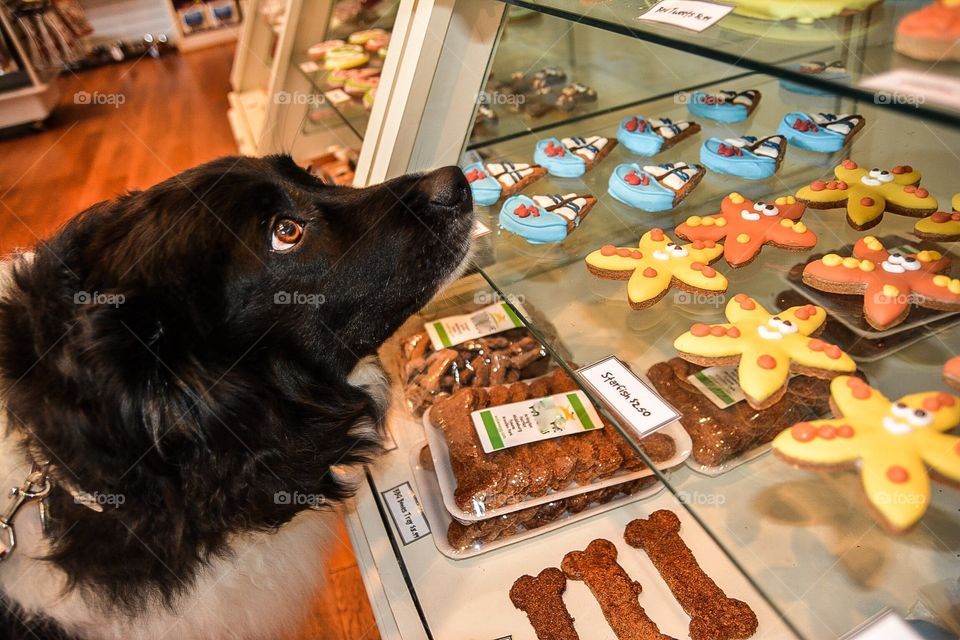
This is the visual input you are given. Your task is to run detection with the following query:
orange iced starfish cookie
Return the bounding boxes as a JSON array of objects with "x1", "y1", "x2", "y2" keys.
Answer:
[
  {"x1": 674, "y1": 192, "x2": 817, "y2": 268},
  {"x1": 773, "y1": 376, "x2": 960, "y2": 533},
  {"x1": 585, "y1": 228, "x2": 727, "y2": 310},
  {"x1": 795, "y1": 160, "x2": 938, "y2": 230},
  {"x1": 673, "y1": 294, "x2": 856, "y2": 409},
  {"x1": 802, "y1": 236, "x2": 960, "y2": 330}
]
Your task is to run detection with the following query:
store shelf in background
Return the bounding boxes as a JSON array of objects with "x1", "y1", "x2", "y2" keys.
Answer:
[
  {"x1": 497, "y1": 0, "x2": 960, "y2": 128},
  {"x1": 226, "y1": 88, "x2": 267, "y2": 155}
]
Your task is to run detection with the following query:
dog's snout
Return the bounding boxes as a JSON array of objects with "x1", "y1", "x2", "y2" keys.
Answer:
[{"x1": 421, "y1": 166, "x2": 470, "y2": 208}]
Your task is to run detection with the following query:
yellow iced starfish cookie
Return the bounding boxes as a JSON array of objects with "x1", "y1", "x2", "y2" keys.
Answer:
[
  {"x1": 773, "y1": 376, "x2": 960, "y2": 533},
  {"x1": 795, "y1": 160, "x2": 938, "y2": 230}
]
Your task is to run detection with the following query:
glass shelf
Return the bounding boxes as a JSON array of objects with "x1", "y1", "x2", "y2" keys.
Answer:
[
  {"x1": 496, "y1": 0, "x2": 960, "y2": 129},
  {"x1": 297, "y1": 53, "x2": 379, "y2": 141}
]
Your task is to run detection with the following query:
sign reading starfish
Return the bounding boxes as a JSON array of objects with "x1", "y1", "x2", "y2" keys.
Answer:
[
  {"x1": 674, "y1": 192, "x2": 818, "y2": 268},
  {"x1": 674, "y1": 294, "x2": 856, "y2": 409},
  {"x1": 795, "y1": 160, "x2": 938, "y2": 230},
  {"x1": 773, "y1": 376, "x2": 960, "y2": 533},
  {"x1": 584, "y1": 228, "x2": 727, "y2": 310},
  {"x1": 802, "y1": 236, "x2": 960, "y2": 330}
]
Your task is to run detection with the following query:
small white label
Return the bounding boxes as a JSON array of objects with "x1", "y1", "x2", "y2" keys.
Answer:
[
  {"x1": 578, "y1": 356, "x2": 680, "y2": 438},
  {"x1": 638, "y1": 0, "x2": 734, "y2": 32},
  {"x1": 860, "y1": 70, "x2": 960, "y2": 111},
  {"x1": 472, "y1": 220, "x2": 492, "y2": 238},
  {"x1": 381, "y1": 482, "x2": 430, "y2": 545},
  {"x1": 299, "y1": 60, "x2": 320, "y2": 74},
  {"x1": 842, "y1": 609, "x2": 921, "y2": 640},
  {"x1": 471, "y1": 391, "x2": 603, "y2": 453},
  {"x1": 424, "y1": 301, "x2": 527, "y2": 350},
  {"x1": 687, "y1": 366, "x2": 744, "y2": 409},
  {"x1": 324, "y1": 89, "x2": 352, "y2": 105}
]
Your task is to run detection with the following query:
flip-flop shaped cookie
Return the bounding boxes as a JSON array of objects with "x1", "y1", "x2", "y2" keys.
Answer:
[
  {"x1": 796, "y1": 160, "x2": 938, "y2": 230},
  {"x1": 914, "y1": 193, "x2": 960, "y2": 242},
  {"x1": 462, "y1": 161, "x2": 546, "y2": 206},
  {"x1": 688, "y1": 89, "x2": 761, "y2": 123},
  {"x1": 778, "y1": 112, "x2": 865, "y2": 152},
  {"x1": 534, "y1": 135, "x2": 616, "y2": 177},
  {"x1": 500, "y1": 193, "x2": 596, "y2": 244},
  {"x1": 674, "y1": 294, "x2": 856, "y2": 409},
  {"x1": 802, "y1": 236, "x2": 960, "y2": 331},
  {"x1": 675, "y1": 192, "x2": 816, "y2": 268},
  {"x1": 616, "y1": 115, "x2": 700, "y2": 156},
  {"x1": 585, "y1": 228, "x2": 727, "y2": 310},
  {"x1": 780, "y1": 61, "x2": 850, "y2": 95},
  {"x1": 773, "y1": 376, "x2": 960, "y2": 533},
  {"x1": 608, "y1": 161, "x2": 705, "y2": 212},
  {"x1": 700, "y1": 135, "x2": 786, "y2": 180}
]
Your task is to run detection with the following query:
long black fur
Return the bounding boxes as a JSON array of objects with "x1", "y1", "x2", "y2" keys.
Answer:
[{"x1": 0, "y1": 156, "x2": 472, "y2": 617}]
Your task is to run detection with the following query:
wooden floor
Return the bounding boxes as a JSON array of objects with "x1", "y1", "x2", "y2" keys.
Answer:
[{"x1": 0, "y1": 46, "x2": 382, "y2": 640}]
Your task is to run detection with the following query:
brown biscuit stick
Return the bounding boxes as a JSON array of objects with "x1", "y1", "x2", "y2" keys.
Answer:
[
  {"x1": 562, "y1": 539, "x2": 674, "y2": 640},
  {"x1": 510, "y1": 567, "x2": 579, "y2": 640},
  {"x1": 624, "y1": 510, "x2": 758, "y2": 640}
]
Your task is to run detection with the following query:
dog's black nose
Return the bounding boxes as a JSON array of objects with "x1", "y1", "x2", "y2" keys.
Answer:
[{"x1": 421, "y1": 166, "x2": 470, "y2": 208}]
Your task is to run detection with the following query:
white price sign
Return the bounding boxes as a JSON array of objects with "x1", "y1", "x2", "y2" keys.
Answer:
[
  {"x1": 638, "y1": 0, "x2": 734, "y2": 32},
  {"x1": 577, "y1": 356, "x2": 680, "y2": 438}
]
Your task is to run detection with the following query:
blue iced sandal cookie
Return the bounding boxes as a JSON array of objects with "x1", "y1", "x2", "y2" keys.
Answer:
[
  {"x1": 700, "y1": 135, "x2": 786, "y2": 180},
  {"x1": 607, "y1": 161, "x2": 705, "y2": 212},
  {"x1": 499, "y1": 193, "x2": 596, "y2": 244},
  {"x1": 463, "y1": 161, "x2": 546, "y2": 206},
  {"x1": 533, "y1": 135, "x2": 616, "y2": 178},
  {"x1": 616, "y1": 115, "x2": 701, "y2": 156},
  {"x1": 687, "y1": 89, "x2": 761, "y2": 123},
  {"x1": 777, "y1": 112, "x2": 864, "y2": 153}
]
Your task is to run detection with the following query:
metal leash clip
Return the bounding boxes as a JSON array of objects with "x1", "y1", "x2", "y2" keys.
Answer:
[{"x1": 0, "y1": 463, "x2": 51, "y2": 561}]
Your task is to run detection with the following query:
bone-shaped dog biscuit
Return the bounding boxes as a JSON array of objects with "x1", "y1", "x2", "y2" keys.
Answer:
[
  {"x1": 509, "y1": 567, "x2": 579, "y2": 640},
  {"x1": 625, "y1": 510, "x2": 758, "y2": 640},
  {"x1": 561, "y1": 539, "x2": 674, "y2": 640}
]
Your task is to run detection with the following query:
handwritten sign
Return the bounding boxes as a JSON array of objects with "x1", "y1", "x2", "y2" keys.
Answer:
[
  {"x1": 381, "y1": 482, "x2": 430, "y2": 545},
  {"x1": 638, "y1": 0, "x2": 734, "y2": 32},
  {"x1": 578, "y1": 356, "x2": 680, "y2": 438}
]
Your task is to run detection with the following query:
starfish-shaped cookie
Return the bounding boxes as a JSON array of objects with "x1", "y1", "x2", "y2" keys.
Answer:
[
  {"x1": 772, "y1": 376, "x2": 960, "y2": 533},
  {"x1": 674, "y1": 294, "x2": 856, "y2": 409},
  {"x1": 795, "y1": 160, "x2": 938, "y2": 230},
  {"x1": 675, "y1": 192, "x2": 817, "y2": 268},
  {"x1": 584, "y1": 228, "x2": 726, "y2": 310},
  {"x1": 802, "y1": 236, "x2": 960, "y2": 330}
]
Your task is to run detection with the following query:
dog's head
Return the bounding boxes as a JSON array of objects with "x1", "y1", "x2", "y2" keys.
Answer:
[{"x1": 0, "y1": 155, "x2": 472, "y2": 603}]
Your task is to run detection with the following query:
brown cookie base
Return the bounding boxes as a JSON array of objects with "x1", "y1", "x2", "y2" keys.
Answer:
[
  {"x1": 671, "y1": 167, "x2": 706, "y2": 207},
  {"x1": 658, "y1": 122, "x2": 701, "y2": 151},
  {"x1": 578, "y1": 139, "x2": 618, "y2": 172},
  {"x1": 499, "y1": 166, "x2": 548, "y2": 199}
]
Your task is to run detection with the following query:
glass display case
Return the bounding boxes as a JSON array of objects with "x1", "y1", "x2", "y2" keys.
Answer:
[{"x1": 317, "y1": 2, "x2": 960, "y2": 639}]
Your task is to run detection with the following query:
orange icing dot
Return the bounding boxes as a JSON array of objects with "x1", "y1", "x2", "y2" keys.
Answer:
[
  {"x1": 617, "y1": 248, "x2": 631, "y2": 257},
  {"x1": 886, "y1": 466, "x2": 909, "y2": 484},
  {"x1": 709, "y1": 326, "x2": 726, "y2": 337},
  {"x1": 692, "y1": 240, "x2": 705, "y2": 249},
  {"x1": 818, "y1": 425, "x2": 836, "y2": 440},
  {"x1": 841, "y1": 159, "x2": 858, "y2": 170},
  {"x1": 824, "y1": 345, "x2": 842, "y2": 360},
  {"x1": 932, "y1": 212, "x2": 951, "y2": 223},
  {"x1": 704, "y1": 240, "x2": 716, "y2": 248},
  {"x1": 702, "y1": 266, "x2": 717, "y2": 278},
  {"x1": 836, "y1": 181, "x2": 848, "y2": 190},
  {"x1": 851, "y1": 385, "x2": 871, "y2": 400},
  {"x1": 691, "y1": 323, "x2": 710, "y2": 337},
  {"x1": 691, "y1": 262, "x2": 704, "y2": 271},
  {"x1": 938, "y1": 392, "x2": 956, "y2": 407},
  {"x1": 726, "y1": 327, "x2": 740, "y2": 338},
  {"x1": 737, "y1": 296, "x2": 756, "y2": 311},
  {"x1": 631, "y1": 250, "x2": 642, "y2": 260},
  {"x1": 836, "y1": 424, "x2": 855, "y2": 438},
  {"x1": 904, "y1": 185, "x2": 917, "y2": 193},
  {"x1": 808, "y1": 338, "x2": 825, "y2": 351},
  {"x1": 643, "y1": 267, "x2": 658, "y2": 278},
  {"x1": 810, "y1": 180, "x2": 826, "y2": 192},
  {"x1": 794, "y1": 307, "x2": 811, "y2": 320},
  {"x1": 600, "y1": 245, "x2": 617, "y2": 256},
  {"x1": 757, "y1": 354, "x2": 777, "y2": 370},
  {"x1": 860, "y1": 197, "x2": 875, "y2": 207},
  {"x1": 892, "y1": 164, "x2": 912, "y2": 174},
  {"x1": 649, "y1": 228, "x2": 665, "y2": 242},
  {"x1": 826, "y1": 181, "x2": 838, "y2": 190},
  {"x1": 924, "y1": 396, "x2": 942, "y2": 411},
  {"x1": 916, "y1": 188, "x2": 929, "y2": 198},
  {"x1": 791, "y1": 422, "x2": 817, "y2": 442}
]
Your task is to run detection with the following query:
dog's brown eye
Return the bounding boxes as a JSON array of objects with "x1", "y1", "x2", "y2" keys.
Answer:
[{"x1": 272, "y1": 219, "x2": 303, "y2": 251}]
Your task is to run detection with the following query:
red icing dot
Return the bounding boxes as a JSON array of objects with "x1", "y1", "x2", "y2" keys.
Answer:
[
  {"x1": 836, "y1": 424, "x2": 855, "y2": 438},
  {"x1": 515, "y1": 205, "x2": 531, "y2": 218},
  {"x1": 625, "y1": 117, "x2": 639, "y2": 132},
  {"x1": 932, "y1": 212, "x2": 951, "y2": 223},
  {"x1": 836, "y1": 181, "x2": 848, "y2": 190},
  {"x1": 810, "y1": 180, "x2": 826, "y2": 192},
  {"x1": 860, "y1": 197, "x2": 875, "y2": 207},
  {"x1": 818, "y1": 425, "x2": 836, "y2": 440},
  {"x1": 702, "y1": 266, "x2": 717, "y2": 278},
  {"x1": 624, "y1": 171, "x2": 641, "y2": 186},
  {"x1": 650, "y1": 228, "x2": 665, "y2": 242},
  {"x1": 691, "y1": 262, "x2": 704, "y2": 271},
  {"x1": 826, "y1": 181, "x2": 839, "y2": 190},
  {"x1": 809, "y1": 338, "x2": 825, "y2": 351},
  {"x1": 903, "y1": 185, "x2": 917, "y2": 193},
  {"x1": 916, "y1": 188, "x2": 929, "y2": 198},
  {"x1": 600, "y1": 244, "x2": 617, "y2": 256},
  {"x1": 726, "y1": 327, "x2": 740, "y2": 338},
  {"x1": 691, "y1": 323, "x2": 710, "y2": 337},
  {"x1": 841, "y1": 159, "x2": 858, "y2": 170},
  {"x1": 791, "y1": 422, "x2": 817, "y2": 442},
  {"x1": 824, "y1": 345, "x2": 842, "y2": 360},
  {"x1": 631, "y1": 250, "x2": 643, "y2": 260},
  {"x1": 892, "y1": 164, "x2": 913, "y2": 174},
  {"x1": 617, "y1": 248, "x2": 631, "y2": 257},
  {"x1": 709, "y1": 326, "x2": 726, "y2": 337},
  {"x1": 886, "y1": 466, "x2": 909, "y2": 484},
  {"x1": 643, "y1": 267, "x2": 658, "y2": 278},
  {"x1": 757, "y1": 354, "x2": 777, "y2": 370}
]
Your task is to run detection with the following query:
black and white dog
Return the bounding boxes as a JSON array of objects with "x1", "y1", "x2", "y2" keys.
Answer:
[{"x1": 0, "y1": 156, "x2": 474, "y2": 639}]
